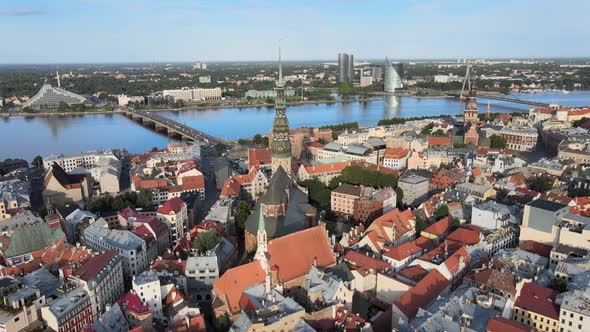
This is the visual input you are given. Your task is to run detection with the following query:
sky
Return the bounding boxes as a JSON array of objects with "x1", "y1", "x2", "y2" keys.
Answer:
[{"x1": 1, "y1": 0, "x2": 589, "y2": 63}]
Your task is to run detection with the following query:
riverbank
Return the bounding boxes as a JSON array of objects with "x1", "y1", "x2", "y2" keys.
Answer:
[{"x1": 0, "y1": 97, "x2": 382, "y2": 118}]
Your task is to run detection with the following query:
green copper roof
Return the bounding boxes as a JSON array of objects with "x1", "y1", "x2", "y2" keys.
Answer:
[{"x1": 2, "y1": 223, "x2": 64, "y2": 258}]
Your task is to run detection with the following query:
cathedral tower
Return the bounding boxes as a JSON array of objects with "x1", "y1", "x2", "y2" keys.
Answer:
[{"x1": 270, "y1": 48, "x2": 292, "y2": 176}]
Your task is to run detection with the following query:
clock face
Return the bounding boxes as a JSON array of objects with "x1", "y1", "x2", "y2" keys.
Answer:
[{"x1": 278, "y1": 146, "x2": 284, "y2": 151}]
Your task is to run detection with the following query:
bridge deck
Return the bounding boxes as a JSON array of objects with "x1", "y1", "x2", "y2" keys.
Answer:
[{"x1": 117, "y1": 107, "x2": 229, "y2": 145}]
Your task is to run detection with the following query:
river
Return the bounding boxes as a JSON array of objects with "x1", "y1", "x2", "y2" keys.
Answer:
[{"x1": 1, "y1": 91, "x2": 588, "y2": 161}]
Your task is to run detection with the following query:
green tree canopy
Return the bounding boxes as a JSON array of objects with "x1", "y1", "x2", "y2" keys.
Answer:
[
  {"x1": 490, "y1": 134, "x2": 507, "y2": 149},
  {"x1": 531, "y1": 176, "x2": 553, "y2": 193},
  {"x1": 435, "y1": 205, "x2": 449, "y2": 219},
  {"x1": 194, "y1": 231, "x2": 221, "y2": 252}
]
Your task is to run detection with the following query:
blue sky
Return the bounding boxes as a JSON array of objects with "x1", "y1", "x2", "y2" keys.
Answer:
[{"x1": 1, "y1": 0, "x2": 589, "y2": 63}]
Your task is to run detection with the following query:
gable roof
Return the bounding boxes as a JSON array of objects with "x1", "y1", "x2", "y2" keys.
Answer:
[
  {"x1": 247, "y1": 148, "x2": 272, "y2": 167},
  {"x1": 72, "y1": 249, "x2": 118, "y2": 282},
  {"x1": 157, "y1": 197, "x2": 185, "y2": 215},
  {"x1": 421, "y1": 216, "x2": 453, "y2": 238},
  {"x1": 344, "y1": 250, "x2": 390, "y2": 272},
  {"x1": 44, "y1": 163, "x2": 85, "y2": 189},
  {"x1": 393, "y1": 269, "x2": 450, "y2": 319},
  {"x1": 1, "y1": 222, "x2": 65, "y2": 258},
  {"x1": 213, "y1": 261, "x2": 265, "y2": 314},
  {"x1": 514, "y1": 283, "x2": 560, "y2": 319},
  {"x1": 268, "y1": 226, "x2": 336, "y2": 282}
]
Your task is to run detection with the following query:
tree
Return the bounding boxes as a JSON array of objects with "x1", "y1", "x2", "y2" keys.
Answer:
[
  {"x1": 435, "y1": 205, "x2": 449, "y2": 219},
  {"x1": 490, "y1": 134, "x2": 507, "y2": 149},
  {"x1": 570, "y1": 188, "x2": 590, "y2": 197},
  {"x1": 415, "y1": 218, "x2": 427, "y2": 236},
  {"x1": 136, "y1": 189, "x2": 153, "y2": 208},
  {"x1": 214, "y1": 314, "x2": 230, "y2": 332},
  {"x1": 395, "y1": 187, "x2": 404, "y2": 206},
  {"x1": 195, "y1": 231, "x2": 221, "y2": 252},
  {"x1": 261, "y1": 136, "x2": 269, "y2": 147},
  {"x1": 103, "y1": 103, "x2": 113, "y2": 112},
  {"x1": 31, "y1": 155, "x2": 43, "y2": 169},
  {"x1": 301, "y1": 178, "x2": 331, "y2": 208},
  {"x1": 234, "y1": 200, "x2": 252, "y2": 232},
  {"x1": 531, "y1": 176, "x2": 553, "y2": 193},
  {"x1": 253, "y1": 133, "x2": 263, "y2": 145},
  {"x1": 151, "y1": 147, "x2": 159, "y2": 152},
  {"x1": 338, "y1": 82, "x2": 354, "y2": 95},
  {"x1": 451, "y1": 218, "x2": 461, "y2": 231},
  {"x1": 420, "y1": 123, "x2": 434, "y2": 136},
  {"x1": 215, "y1": 143, "x2": 227, "y2": 154},
  {"x1": 57, "y1": 101, "x2": 69, "y2": 112},
  {"x1": 548, "y1": 278, "x2": 568, "y2": 293}
]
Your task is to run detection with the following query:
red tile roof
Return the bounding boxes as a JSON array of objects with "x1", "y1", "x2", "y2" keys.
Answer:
[
  {"x1": 519, "y1": 241, "x2": 553, "y2": 258},
  {"x1": 117, "y1": 291, "x2": 151, "y2": 316},
  {"x1": 344, "y1": 250, "x2": 390, "y2": 272},
  {"x1": 157, "y1": 197, "x2": 185, "y2": 215},
  {"x1": 72, "y1": 249, "x2": 118, "y2": 282},
  {"x1": 393, "y1": 269, "x2": 450, "y2": 319},
  {"x1": 398, "y1": 265, "x2": 430, "y2": 283},
  {"x1": 213, "y1": 261, "x2": 265, "y2": 314},
  {"x1": 383, "y1": 147, "x2": 410, "y2": 160},
  {"x1": 514, "y1": 283, "x2": 560, "y2": 320},
  {"x1": 363, "y1": 208, "x2": 415, "y2": 252},
  {"x1": 268, "y1": 226, "x2": 336, "y2": 282},
  {"x1": 487, "y1": 316, "x2": 534, "y2": 332}
]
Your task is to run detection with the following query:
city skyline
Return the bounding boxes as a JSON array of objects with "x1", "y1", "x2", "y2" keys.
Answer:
[{"x1": 1, "y1": 0, "x2": 590, "y2": 64}]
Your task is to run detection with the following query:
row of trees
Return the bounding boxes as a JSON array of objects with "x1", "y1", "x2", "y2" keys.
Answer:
[
  {"x1": 86, "y1": 189, "x2": 153, "y2": 212},
  {"x1": 377, "y1": 114, "x2": 451, "y2": 126}
]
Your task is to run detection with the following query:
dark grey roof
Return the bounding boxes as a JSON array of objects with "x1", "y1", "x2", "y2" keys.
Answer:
[
  {"x1": 332, "y1": 183, "x2": 361, "y2": 196},
  {"x1": 245, "y1": 185, "x2": 314, "y2": 239},
  {"x1": 323, "y1": 142, "x2": 343, "y2": 152},
  {"x1": 260, "y1": 166, "x2": 291, "y2": 205},
  {"x1": 527, "y1": 199, "x2": 567, "y2": 212},
  {"x1": 56, "y1": 205, "x2": 79, "y2": 218},
  {"x1": 324, "y1": 262, "x2": 355, "y2": 282}
]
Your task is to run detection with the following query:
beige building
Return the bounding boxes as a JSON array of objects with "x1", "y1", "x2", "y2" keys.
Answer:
[
  {"x1": 156, "y1": 197, "x2": 188, "y2": 244},
  {"x1": 163, "y1": 88, "x2": 222, "y2": 101},
  {"x1": 512, "y1": 283, "x2": 559, "y2": 332},
  {"x1": 559, "y1": 290, "x2": 590, "y2": 332},
  {"x1": 499, "y1": 127, "x2": 538, "y2": 152},
  {"x1": 331, "y1": 183, "x2": 361, "y2": 216},
  {"x1": 43, "y1": 164, "x2": 90, "y2": 203},
  {"x1": 398, "y1": 175, "x2": 429, "y2": 206},
  {"x1": 520, "y1": 199, "x2": 569, "y2": 245}
]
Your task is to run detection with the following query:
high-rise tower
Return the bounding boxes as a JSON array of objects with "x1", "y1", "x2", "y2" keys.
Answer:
[{"x1": 271, "y1": 48, "x2": 292, "y2": 175}]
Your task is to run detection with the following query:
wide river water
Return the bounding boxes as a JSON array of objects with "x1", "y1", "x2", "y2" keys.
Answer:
[{"x1": 1, "y1": 91, "x2": 588, "y2": 161}]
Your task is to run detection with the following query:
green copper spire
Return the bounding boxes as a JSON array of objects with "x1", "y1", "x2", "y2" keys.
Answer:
[{"x1": 258, "y1": 210, "x2": 265, "y2": 233}]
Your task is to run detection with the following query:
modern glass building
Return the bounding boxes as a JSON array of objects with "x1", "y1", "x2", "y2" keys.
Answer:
[
  {"x1": 21, "y1": 84, "x2": 87, "y2": 110},
  {"x1": 338, "y1": 53, "x2": 354, "y2": 83},
  {"x1": 384, "y1": 59, "x2": 403, "y2": 92}
]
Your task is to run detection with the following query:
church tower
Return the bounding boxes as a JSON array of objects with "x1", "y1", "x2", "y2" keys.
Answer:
[
  {"x1": 463, "y1": 86, "x2": 479, "y2": 126},
  {"x1": 270, "y1": 48, "x2": 292, "y2": 176}
]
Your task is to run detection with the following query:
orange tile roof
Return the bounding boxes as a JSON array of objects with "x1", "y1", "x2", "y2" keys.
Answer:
[
  {"x1": 443, "y1": 246, "x2": 470, "y2": 277},
  {"x1": 383, "y1": 147, "x2": 410, "y2": 160},
  {"x1": 181, "y1": 175, "x2": 205, "y2": 191},
  {"x1": 151, "y1": 259, "x2": 186, "y2": 275},
  {"x1": 363, "y1": 208, "x2": 415, "y2": 252},
  {"x1": 398, "y1": 265, "x2": 430, "y2": 283},
  {"x1": 487, "y1": 316, "x2": 534, "y2": 332},
  {"x1": 421, "y1": 216, "x2": 453, "y2": 238},
  {"x1": 471, "y1": 167, "x2": 483, "y2": 177},
  {"x1": 302, "y1": 161, "x2": 349, "y2": 175},
  {"x1": 519, "y1": 240, "x2": 553, "y2": 258},
  {"x1": 213, "y1": 261, "x2": 265, "y2": 314},
  {"x1": 427, "y1": 135, "x2": 452, "y2": 147},
  {"x1": 445, "y1": 225, "x2": 481, "y2": 246},
  {"x1": 248, "y1": 148, "x2": 272, "y2": 167},
  {"x1": 394, "y1": 269, "x2": 450, "y2": 319},
  {"x1": 268, "y1": 226, "x2": 336, "y2": 282},
  {"x1": 220, "y1": 177, "x2": 242, "y2": 197},
  {"x1": 344, "y1": 250, "x2": 390, "y2": 272},
  {"x1": 383, "y1": 240, "x2": 422, "y2": 261}
]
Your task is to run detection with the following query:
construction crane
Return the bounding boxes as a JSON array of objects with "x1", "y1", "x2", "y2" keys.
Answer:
[{"x1": 460, "y1": 60, "x2": 472, "y2": 101}]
